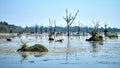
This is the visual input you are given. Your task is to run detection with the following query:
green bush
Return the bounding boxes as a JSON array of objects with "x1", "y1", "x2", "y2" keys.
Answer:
[
  {"x1": 17, "y1": 44, "x2": 48, "y2": 52},
  {"x1": 86, "y1": 36, "x2": 103, "y2": 41},
  {"x1": 86, "y1": 29, "x2": 104, "y2": 42},
  {"x1": 28, "y1": 44, "x2": 48, "y2": 52}
]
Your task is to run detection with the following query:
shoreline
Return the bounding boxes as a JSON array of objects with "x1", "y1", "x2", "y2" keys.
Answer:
[{"x1": 0, "y1": 33, "x2": 18, "y2": 39}]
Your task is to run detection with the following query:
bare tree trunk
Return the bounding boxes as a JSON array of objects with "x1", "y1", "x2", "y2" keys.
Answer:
[
  {"x1": 68, "y1": 25, "x2": 70, "y2": 37},
  {"x1": 63, "y1": 9, "x2": 79, "y2": 38}
]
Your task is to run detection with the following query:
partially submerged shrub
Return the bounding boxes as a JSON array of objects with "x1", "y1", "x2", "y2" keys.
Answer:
[
  {"x1": 28, "y1": 44, "x2": 48, "y2": 52},
  {"x1": 86, "y1": 36, "x2": 103, "y2": 41},
  {"x1": 17, "y1": 41, "x2": 28, "y2": 51},
  {"x1": 17, "y1": 44, "x2": 48, "y2": 52},
  {"x1": 104, "y1": 29, "x2": 108, "y2": 36},
  {"x1": 106, "y1": 33, "x2": 118, "y2": 38},
  {"x1": 48, "y1": 32, "x2": 54, "y2": 41},
  {"x1": 103, "y1": 24, "x2": 118, "y2": 38},
  {"x1": 86, "y1": 28, "x2": 104, "y2": 42},
  {"x1": 89, "y1": 29, "x2": 98, "y2": 38},
  {"x1": 86, "y1": 20, "x2": 104, "y2": 42},
  {"x1": 104, "y1": 28, "x2": 118, "y2": 38}
]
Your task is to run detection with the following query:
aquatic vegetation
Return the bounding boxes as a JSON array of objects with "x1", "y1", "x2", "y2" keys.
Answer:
[
  {"x1": 104, "y1": 27, "x2": 118, "y2": 38},
  {"x1": 86, "y1": 36, "x2": 103, "y2": 41},
  {"x1": 17, "y1": 44, "x2": 48, "y2": 52},
  {"x1": 86, "y1": 20, "x2": 104, "y2": 41},
  {"x1": 106, "y1": 33, "x2": 118, "y2": 38},
  {"x1": 104, "y1": 23, "x2": 118, "y2": 38},
  {"x1": 48, "y1": 29, "x2": 55, "y2": 41},
  {"x1": 86, "y1": 29, "x2": 104, "y2": 41},
  {"x1": 17, "y1": 41, "x2": 29, "y2": 51},
  {"x1": 28, "y1": 44, "x2": 48, "y2": 52}
]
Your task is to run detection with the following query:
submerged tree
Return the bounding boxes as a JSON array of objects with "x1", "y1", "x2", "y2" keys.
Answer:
[
  {"x1": 77, "y1": 21, "x2": 81, "y2": 36},
  {"x1": 63, "y1": 9, "x2": 79, "y2": 37},
  {"x1": 40, "y1": 25, "x2": 43, "y2": 34},
  {"x1": 35, "y1": 24, "x2": 38, "y2": 34},
  {"x1": 86, "y1": 20, "x2": 103, "y2": 41},
  {"x1": 91, "y1": 20, "x2": 99, "y2": 38},
  {"x1": 48, "y1": 18, "x2": 56, "y2": 40},
  {"x1": 54, "y1": 20, "x2": 56, "y2": 35},
  {"x1": 103, "y1": 23, "x2": 118, "y2": 38},
  {"x1": 104, "y1": 23, "x2": 108, "y2": 36}
]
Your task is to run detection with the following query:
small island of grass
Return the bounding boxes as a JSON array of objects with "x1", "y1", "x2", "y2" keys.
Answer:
[
  {"x1": 86, "y1": 20, "x2": 104, "y2": 42},
  {"x1": 104, "y1": 24, "x2": 118, "y2": 38},
  {"x1": 17, "y1": 43, "x2": 48, "y2": 52},
  {"x1": 86, "y1": 29, "x2": 104, "y2": 41}
]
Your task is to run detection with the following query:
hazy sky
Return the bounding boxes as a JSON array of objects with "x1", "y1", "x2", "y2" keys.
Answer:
[{"x1": 0, "y1": 0, "x2": 120, "y2": 28}]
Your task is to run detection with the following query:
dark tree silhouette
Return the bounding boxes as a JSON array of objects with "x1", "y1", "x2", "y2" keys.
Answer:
[{"x1": 104, "y1": 23, "x2": 108, "y2": 36}]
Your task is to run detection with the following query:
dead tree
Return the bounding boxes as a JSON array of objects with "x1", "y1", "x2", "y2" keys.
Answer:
[
  {"x1": 104, "y1": 23, "x2": 108, "y2": 36},
  {"x1": 39, "y1": 24, "x2": 43, "y2": 34},
  {"x1": 35, "y1": 24, "x2": 38, "y2": 34},
  {"x1": 86, "y1": 20, "x2": 103, "y2": 41},
  {"x1": 91, "y1": 19, "x2": 100, "y2": 38},
  {"x1": 49, "y1": 18, "x2": 53, "y2": 38},
  {"x1": 77, "y1": 21, "x2": 81, "y2": 35},
  {"x1": 48, "y1": 18, "x2": 56, "y2": 40},
  {"x1": 53, "y1": 20, "x2": 56, "y2": 35},
  {"x1": 63, "y1": 9, "x2": 79, "y2": 37},
  {"x1": 92, "y1": 19, "x2": 99, "y2": 30}
]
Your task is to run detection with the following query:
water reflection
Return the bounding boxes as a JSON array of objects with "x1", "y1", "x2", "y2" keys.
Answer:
[
  {"x1": 18, "y1": 52, "x2": 47, "y2": 63},
  {"x1": 89, "y1": 42, "x2": 103, "y2": 56},
  {"x1": 35, "y1": 34, "x2": 39, "y2": 41},
  {"x1": 65, "y1": 36, "x2": 71, "y2": 64},
  {"x1": 19, "y1": 52, "x2": 28, "y2": 63}
]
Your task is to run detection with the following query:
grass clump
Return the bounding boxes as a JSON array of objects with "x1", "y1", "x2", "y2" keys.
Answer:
[
  {"x1": 17, "y1": 43, "x2": 48, "y2": 52},
  {"x1": 86, "y1": 29, "x2": 104, "y2": 42},
  {"x1": 17, "y1": 41, "x2": 29, "y2": 51},
  {"x1": 28, "y1": 44, "x2": 48, "y2": 52},
  {"x1": 86, "y1": 35, "x2": 104, "y2": 41},
  {"x1": 86, "y1": 20, "x2": 104, "y2": 42},
  {"x1": 106, "y1": 34, "x2": 118, "y2": 38}
]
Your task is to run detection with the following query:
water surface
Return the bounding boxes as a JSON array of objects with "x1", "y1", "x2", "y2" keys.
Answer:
[{"x1": 0, "y1": 34, "x2": 120, "y2": 68}]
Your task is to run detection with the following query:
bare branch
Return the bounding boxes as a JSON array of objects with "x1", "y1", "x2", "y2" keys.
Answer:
[
  {"x1": 69, "y1": 10, "x2": 79, "y2": 26},
  {"x1": 92, "y1": 19, "x2": 100, "y2": 29},
  {"x1": 63, "y1": 9, "x2": 79, "y2": 36},
  {"x1": 65, "y1": 9, "x2": 68, "y2": 21}
]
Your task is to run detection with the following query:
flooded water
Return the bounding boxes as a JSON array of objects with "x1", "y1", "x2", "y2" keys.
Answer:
[{"x1": 0, "y1": 34, "x2": 120, "y2": 68}]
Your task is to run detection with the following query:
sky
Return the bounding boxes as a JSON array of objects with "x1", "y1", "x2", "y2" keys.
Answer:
[{"x1": 0, "y1": 0, "x2": 120, "y2": 28}]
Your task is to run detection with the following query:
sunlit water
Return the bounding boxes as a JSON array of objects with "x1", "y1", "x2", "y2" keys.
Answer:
[{"x1": 0, "y1": 34, "x2": 120, "y2": 68}]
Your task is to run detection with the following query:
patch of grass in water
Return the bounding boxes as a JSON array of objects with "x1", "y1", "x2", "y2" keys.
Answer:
[{"x1": 17, "y1": 43, "x2": 48, "y2": 52}]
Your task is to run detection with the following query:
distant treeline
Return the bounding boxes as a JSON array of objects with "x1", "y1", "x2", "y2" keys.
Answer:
[
  {"x1": 0, "y1": 21, "x2": 120, "y2": 33},
  {"x1": 0, "y1": 21, "x2": 23, "y2": 33}
]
